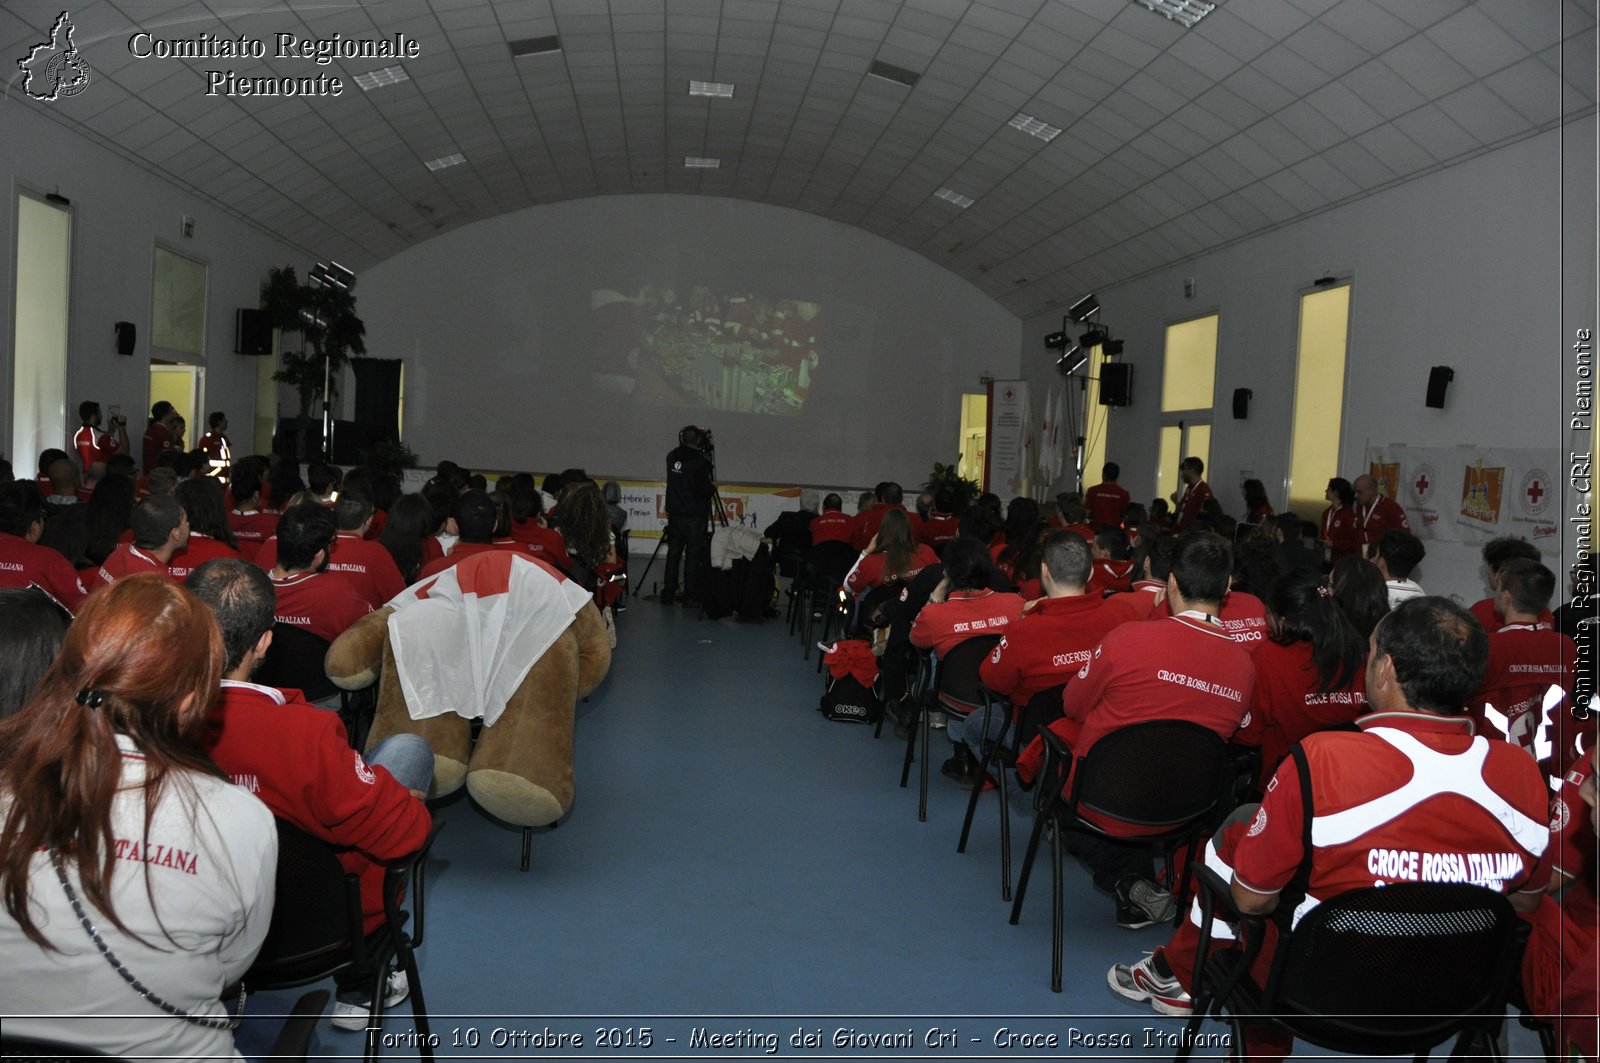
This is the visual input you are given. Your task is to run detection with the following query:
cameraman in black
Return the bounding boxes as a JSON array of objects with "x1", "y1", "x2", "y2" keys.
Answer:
[{"x1": 662, "y1": 425, "x2": 714, "y2": 606}]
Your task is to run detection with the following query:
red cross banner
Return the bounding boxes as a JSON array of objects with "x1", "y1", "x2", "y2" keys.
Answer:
[{"x1": 1367, "y1": 445, "x2": 1561, "y2": 552}]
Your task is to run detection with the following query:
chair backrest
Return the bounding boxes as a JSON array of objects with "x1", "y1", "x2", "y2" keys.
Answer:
[
  {"x1": 1072, "y1": 719, "x2": 1230, "y2": 829},
  {"x1": 257, "y1": 624, "x2": 337, "y2": 703},
  {"x1": 1269, "y1": 882, "x2": 1523, "y2": 1050},
  {"x1": 809, "y1": 540, "x2": 859, "y2": 588},
  {"x1": 935, "y1": 635, "x2": 1002, "y2": 711},
  {"x1": 1012, "y1": 682, "x2": 1068, "y2": 751},
  {"x1": 249, "y1": 817, "x2": 359, "y2": 973}
]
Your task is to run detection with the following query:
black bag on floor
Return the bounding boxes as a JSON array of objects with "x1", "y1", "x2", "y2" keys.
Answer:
[
  {"x1": 820, "y1": 674, "x2": 879, "y2": 725},
  {"x1": 737, "y1": 544, "x2": 775, "y2": 620},
  {"x1": 703, "y1": 564, "x2": 740, "y2": 618}
]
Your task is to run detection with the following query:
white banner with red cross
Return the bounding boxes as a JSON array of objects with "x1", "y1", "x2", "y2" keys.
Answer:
[{"x1": 1367, "y1": 444, "x2": 1562, "y2": 554}]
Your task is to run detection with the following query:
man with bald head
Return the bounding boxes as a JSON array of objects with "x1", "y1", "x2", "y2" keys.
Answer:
[{"x1": 1353, "y1": 473, "x2": 1409, "y2": 556}]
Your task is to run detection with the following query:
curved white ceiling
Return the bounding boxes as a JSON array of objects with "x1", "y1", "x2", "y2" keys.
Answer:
[{"x1": 5, "y1": 0, "x2": 1594, "y2": 317}]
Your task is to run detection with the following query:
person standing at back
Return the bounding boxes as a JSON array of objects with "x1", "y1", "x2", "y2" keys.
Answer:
[{"x1": 661, "y1": 426, "x2": 713, "y2": 606}]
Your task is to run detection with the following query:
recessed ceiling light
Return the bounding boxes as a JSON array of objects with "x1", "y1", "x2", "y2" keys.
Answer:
[
  {"x1": 1131, "y1": 0, "x2": 1215, "y2": 29},
  {"x1": 934, "y1": 187, "x2": 974, "y2": 209},
  {"x1": 353, "y1": 65, "x2": 408, "y2": 91},
  {"x1": 867, "y1": 59, "x2": 921, "y2": 88},
  {"x1": 424, "y1": 153, "x2": 465, "y2": 172},
  {"x1": 1008, "y1": 112, "x2": 1062, "y2": 143},
  {"x1": 684, "y1": 156, "x2": 721, "y2": 169},
  {"x1": 689, "y1": 80, "x2": 734, "y2": 98},
  {"x1": 510, "y1": 35, "x2": 561, "y2": 57}
]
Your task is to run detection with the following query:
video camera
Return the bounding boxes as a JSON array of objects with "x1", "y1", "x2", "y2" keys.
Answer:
[{"x1": 680, "y1": 424, "x2": 714, "y2": 456}]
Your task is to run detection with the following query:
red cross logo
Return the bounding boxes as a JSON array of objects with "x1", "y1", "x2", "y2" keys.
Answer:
[
  {"x1": 1415, "y1": 474, "x2": 1429, "y2": 494},
  {"x1": 1003, "y1": 387, "x2": 1016, "y2": 400},
  {"x1": 1527, "y1": 480, "x2": 1544, "y2": 505}
]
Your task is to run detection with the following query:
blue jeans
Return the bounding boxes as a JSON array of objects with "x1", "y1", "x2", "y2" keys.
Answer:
[{"x1": 366, "y1": 732, "x2": 434, "y2": 795}]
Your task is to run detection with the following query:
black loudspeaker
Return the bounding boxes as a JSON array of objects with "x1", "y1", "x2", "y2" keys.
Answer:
[
  {"x1": 1232, "y1": 387, "x2": 1252, "y2": 419},
  {"x1": 1099, "y1": 362, "x2": 1131, "y2": 407},
  {"x1": 235, "y1": 308, "x2": 272, "y2": 355},
  {"x1": 114, "y1": 321, "x2": 135, "y2": 356},
  {"x1": 1425, "y1": 365, "x2": 1454, "y2": 408}
]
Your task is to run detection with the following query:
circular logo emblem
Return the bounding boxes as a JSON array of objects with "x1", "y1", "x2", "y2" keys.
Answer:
[
  {"x1": 353, "y1": 752, "x2": 375, "y2": 785},
  {"x1": 46, "y1": 50, "x2": 92, "y2": 97},
  {"x1": 1246, "y1": 806, "x2": 1268, "y2": 837},
  {"x1": 1551, "y1": 798, "x2": 1571, "y2": 833},
  {"x1": 1410, "y1": 464, "x2": 1436, "y2": 505},
  {"x1": 1520, "y1": 469, "x2": 1552, "y2": 516}
]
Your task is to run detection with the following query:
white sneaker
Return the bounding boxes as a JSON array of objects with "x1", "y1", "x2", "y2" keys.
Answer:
[
  {"x1": 1107, "y1": 954, "x2": 1193, "y2": 1016},
  {"x1": 329, "y1": 970, "x2": 409, "y2": 1031}
]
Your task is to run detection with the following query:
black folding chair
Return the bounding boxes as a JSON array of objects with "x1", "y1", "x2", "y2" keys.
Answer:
[
  {"x1": 956, "y1": 683, "x2": 1067, "y2": 902},
  {"x1": 243, "y1": 818, "x2": 444, "y2": 1062},
  {"x1": 802, "y1": 541, "x2": 858, "y2": 661},
  {"x1": 1008, "y1": 720, "x2": 1230, "y2": 992},
  {"x1": 898, "y1": 636, "x2": 1001, "y2": 822},
  {"x1": 1180, "y1": 865, "x2": 1529, "y2": 1062}
]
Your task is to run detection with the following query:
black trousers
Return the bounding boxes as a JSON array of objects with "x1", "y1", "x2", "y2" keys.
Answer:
[{"x1": 662, "y1": 513, "x2": 707, "y2": 600}]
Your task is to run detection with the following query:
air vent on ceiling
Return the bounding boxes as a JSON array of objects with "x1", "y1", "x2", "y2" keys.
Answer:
[
  {"x1": 1131, "y1": 0, "x2": 1215, "y2": 29},
  {"x1": 934, "y1": 187, "x2": 974, "y2": 209},
  {"x1": 867, "y1": 60, "x2": 920, "y2": 88},
  {"x1": 689, "y1": 80, "x2": 735, "y2": 97},
  {"x1": 684, "y1": 156, "x2": 721, "y2": 169},
  {"x1": 510, "y1": 35, "x2": 561, "y2": 58},
  {"x1": 354, "y1": 65, "x2": 408, "y2": 91}
]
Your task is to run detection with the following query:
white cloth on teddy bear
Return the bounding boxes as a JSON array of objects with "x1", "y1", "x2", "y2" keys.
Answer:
[{"x1": 386, "y1": 550, "x2": 593, "y2": 726}]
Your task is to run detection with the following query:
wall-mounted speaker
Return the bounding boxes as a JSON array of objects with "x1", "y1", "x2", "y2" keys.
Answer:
[
  {"x1": 114, "y1": 321, "x2": 135, "y2": 356},
  {"x1": 1232, "y1": 387, "x2": 1252, "y2": 419},
  {"x1": 1099, "y1": 363, "x2": 1131, "y2": 407},
  {"x1": 235, "y1": 308, "x2": 272, "y2": 355},
  {"x1": 1425, "y1": 365, "x2": 1454, "y2": 408}
]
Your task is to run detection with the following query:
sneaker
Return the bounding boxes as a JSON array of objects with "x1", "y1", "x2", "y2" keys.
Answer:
[
  {"x1": 329, "y1": 970, "x2": 410, "y2": 1031},
  {"x1": 1115, "y1": 875, "x2": 1177, "y2": 929},
  {"x1": 1107, "y1": 955, "x2": 1192, "y2": 1016}
]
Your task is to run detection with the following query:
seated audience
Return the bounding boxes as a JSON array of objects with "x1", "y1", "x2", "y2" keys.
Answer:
[
  {"x1": 851, "y1": 481, "x2": 921, "y2": 550},
  {"x1": 1233, "y1": 568, "x2": 1369, "y2": 778},
  {"x1": 1116, "y1": 531, "x2": 1173, "y2": 620},
  {"x1": 0, "y1": 481, "x2": 89, "y2": 610},
  {"x1": 1470, "y1": 536, "x2": 1552, "y2": 632},
  {"x1": 95, "y1": 494, "x2": 188, "y2": 587},
  {"x1": 505, "y1": 478, "x2": 570, "y2": 572},
  {"x1": 82, "y1": 473, "x2": 136, "y2": 567},
  {"x1": 976, "y1": 532, "x2": 1136, "y2": 751},
  {"x1": 187, "y1": 558, "x2": 433, "y2": 1031},
  {"x1": 554, "y1": 479, "x2": 620, "y2": 593},
  {"x1": 918, "y1": 490, "x2": 960, "y2": 551},
  {"x1": 268, "y1": 502, "x2": 373, "y2": 645},
  {"x1": 0, "y1": 574, "x2": 276, "y2": 1060},
  {"x1": 1471, "y1": 558, "x2": 1580, "y2": 770},
  {"x1": 1240, "y1": 477, "x2": 1273, "y2": 524},
  {"x1": 1016, "y1": 531, "x2": 1256, "y2": 926},
  {"x1": 166, "y1": 477, "x2": 240, "y2": 582},
  {"x1": 226, "y1": 467, "x2": 276, "y2": 561},
  {"x1": 0, "y1": 587, "x2": 70, "y2": 718},
  {"x1": 1086, "y1": 527, "x2": 1134, "y2": 597},
  {"x1": 306, "y1": 462, "x2": 340, "y2": 505},
  {"x1": 1375, "y1": 528, "x2": 1427, "y2": 608},
  {"x1": 1108, "y1": 597, "x2": 1549, "y2": 1062},
  {"x1": 845, "y1": 508, "x2": 937, "y2": 595},
  {"x1": 1330, "y1": 554, "x2": 1390, "y2": 640},
  {"x1": 253, "y1": 488, "x2": 404, "y2": 608},
  {"x1": 809, "y1": 493, "x2": 854, "y2": 546},
  {"x1": 910, "y1": 537, "x2": 1026, "y2": 784},
  {"x1": 380, "y1": 492, "x2": 446, "y2": 584},
  {"x1": 763, "y1": 491, "x2": 817, "y2": 579},
  {"x1": 1051, "y1": 496, "x2": 1094, "y2": 540}
]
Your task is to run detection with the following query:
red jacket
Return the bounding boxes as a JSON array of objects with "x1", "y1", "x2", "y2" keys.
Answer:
[
  {"x1": 979, "y1": 593, "x2": 1137, "y2": 705},
  {"x1": 850, "y1": 504, "x2": 923, "y2": 551},
  {"x1": 1232, "y1": 638, "x2": 1368, "y2": 776},
  {"x1": 269, "y1": 569, "x2": 373, "y2": 644},
  {"x1": 809, "y1": 510, "x2": 854, "y2": 545},
  {"x1": 909, "y1": 589, "x2": 1026, "y2": 660},
  {"x1": 166, "y1": 534, "x2": 240, "y2": 582},
  {"x1": 1084, "y1": 481, "x2": 1130, "y2": 528},
  {"x1": 203, "y1": 681, "x2": 430, "y2": 930},
  {"x1": 0, "y1": 531, "x2": 89, "y2": 610},
  {"x1": 95, "y1": 544, "x2": 168, "y2": 587},
  {"x1": 1321, "y1": 504, "x2": 1361, "y2": 564},
  {"x1": 1173, "y1": 479, "x2": 1213, "y2": 531},
  {"x1": 1355, "y1": 493, "x2": 1410, "y2": 546}
]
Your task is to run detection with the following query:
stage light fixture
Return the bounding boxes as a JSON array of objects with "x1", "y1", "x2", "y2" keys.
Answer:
[
  {"x1": 1066, "y1": 293, "x2": 1099, "y2": 323},
  {"x1": 1044, "y1": 330, "x2": 1067, "y2": 351},
  {"x1": 1078, "y1": 327, "x2": 1108, "y2": 348},
  {"x1": 1058, "y1": 346, "x2": 1087, "y2": 375},
  {"x1": 1103, "y1": 339, "x2": 1124, "y2": 356}
]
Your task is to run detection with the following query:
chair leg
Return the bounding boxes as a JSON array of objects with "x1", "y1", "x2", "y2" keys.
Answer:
[
  {"x1": 403, "y1": 948, "x2": 433, "y2": 1061},
  {"x1": 521, "y1": 827, "x2": 532, "y2": 872},
  {"x1": 1009, "y1": 812, "x2": 1047, "y2": 925},
  {"x1": 998, "y1": 766, "x2": 1013, "y2": 903},
  {"x1": 918, "y1": 702, "x2": 930, "y2": 823},
  {"x1": 1050, "y1": 806, "x2": 1064, "y2": 993},
  {"x1": 899, "y1": 700, "x2": 919, "y2": 789},
  {"x1": 957, "y1": 739, "x2": 995, "y2": 853}
]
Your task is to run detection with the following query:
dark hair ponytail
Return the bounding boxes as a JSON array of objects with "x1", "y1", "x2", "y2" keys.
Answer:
[{"x1": 1268, "y1": 568, "x2": 1366, "y2": 694}]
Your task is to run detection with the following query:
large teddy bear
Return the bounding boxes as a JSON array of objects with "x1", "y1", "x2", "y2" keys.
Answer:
[{"x1": 325, "y1": 551, "x2": 611, "y2": 830}]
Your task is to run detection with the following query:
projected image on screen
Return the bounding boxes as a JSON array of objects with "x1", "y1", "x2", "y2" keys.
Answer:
[{"x1": 591, "y1": 285, "x2": 821, "y2": 415}]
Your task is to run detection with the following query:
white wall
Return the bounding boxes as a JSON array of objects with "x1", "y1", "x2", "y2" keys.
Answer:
[
  {"x1": 1019, "y1": 123, "x2": 1597, "y2": 604},
  {"x1": 359, "y1": 194, "x2": 1020, "y2": 489},
  {"x1": 1, "y1": 103, "x2": 307, "y2": 470}
]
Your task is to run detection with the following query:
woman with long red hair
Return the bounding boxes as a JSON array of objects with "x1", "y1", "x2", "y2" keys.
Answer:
[{"x1": 0, "y1": 573, "x2": 276, "y2": 1060}]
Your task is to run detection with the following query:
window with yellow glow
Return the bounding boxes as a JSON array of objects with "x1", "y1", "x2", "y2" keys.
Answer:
[
  {"x1": 1286, "y1": 285, "x2": 1351, "y2": 518},
  {"x1": 1161, "y1": 314, "x2": 1218, "y2": 412}
]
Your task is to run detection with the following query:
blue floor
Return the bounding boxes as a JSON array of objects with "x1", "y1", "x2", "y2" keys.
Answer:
[{"x1": 293, "y1": 596, "x2": 1548, "y2": 1061}]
